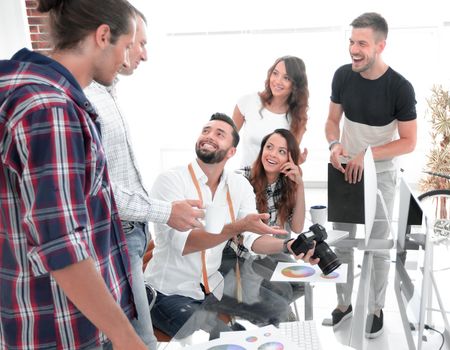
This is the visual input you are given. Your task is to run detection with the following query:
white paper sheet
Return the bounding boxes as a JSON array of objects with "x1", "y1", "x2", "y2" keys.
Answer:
[
  {"x1": 270, "y1": 262, "x2": 347, "y2": 283},
  {"x1": 219, "y1": 325, "x2": 279, "y2": 341},
  {"x1": 183, "y1": 325, "x2": 298, "y2": 349}
]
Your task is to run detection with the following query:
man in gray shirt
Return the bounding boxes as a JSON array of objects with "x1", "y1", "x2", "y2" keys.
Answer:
[{"x1": 85, "y1": 8, "x2": 203, "y2": 349}]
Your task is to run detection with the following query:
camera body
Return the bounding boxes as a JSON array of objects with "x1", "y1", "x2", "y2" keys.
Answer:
[
  {"x1": 291, "y1": 223, "x2": 327, "y2": 255},
  {"x1": 291, "y1": 223, "x2": 341, "y2": 275}
]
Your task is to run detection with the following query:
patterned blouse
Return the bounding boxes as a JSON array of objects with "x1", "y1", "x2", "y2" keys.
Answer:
[{"x1": 226, "y1": 167, "x2": 292, "y2": 258}]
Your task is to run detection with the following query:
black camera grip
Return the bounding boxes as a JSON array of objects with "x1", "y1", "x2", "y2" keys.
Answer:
[{"x1": 290, "y1": 234, "x2": 315, "y2": 255}]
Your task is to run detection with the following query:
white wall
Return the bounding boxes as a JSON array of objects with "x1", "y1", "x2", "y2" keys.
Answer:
[
  {"x1": 0, "y1": 0, "x2": 31, "y2": 59},
  {"x1": 3, "y1": 0, "x2": 448, "y2": 190},
  {"x1": 119, "y1": 0, "x2": 450, "y2": 190}
]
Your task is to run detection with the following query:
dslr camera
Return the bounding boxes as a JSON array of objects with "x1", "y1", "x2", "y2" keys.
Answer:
[{"x1": 291, "y1": 223, "x2": 341, "y2": 275}]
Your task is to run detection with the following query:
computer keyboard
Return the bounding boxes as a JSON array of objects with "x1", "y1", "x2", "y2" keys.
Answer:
[{"x1": 278, "y1": 320, "x2": 322, "y2": 350}]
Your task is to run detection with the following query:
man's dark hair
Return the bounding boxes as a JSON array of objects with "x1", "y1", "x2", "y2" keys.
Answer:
[
  {"x1": 209, "y1": 113, "x2": 240, "y2": 147},
  {"x1": 351, "y1": 12, "x2": 388, "y2": 40},
  {"x1": 38, "y1": 0, "x2": 134, "y2": 50}
]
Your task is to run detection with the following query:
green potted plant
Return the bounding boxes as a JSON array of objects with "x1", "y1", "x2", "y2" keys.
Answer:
[{"x1": 419, "y1": 85, "x2": 450, "y2": 236}]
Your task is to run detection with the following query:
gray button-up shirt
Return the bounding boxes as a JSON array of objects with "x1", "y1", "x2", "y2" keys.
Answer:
[{"x1": 85, "y1": 80, "x2": 171, "y2": 223}]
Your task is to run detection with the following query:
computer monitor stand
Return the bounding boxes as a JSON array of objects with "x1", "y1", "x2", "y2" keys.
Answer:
[
  {"x1": 325, "y1": 147, "x2": 395, "y2": 348},
  {"x1": 351, "y1": 189, "x2": 394, "y2": 349},
  {"x1": 331, "y1": 189, "x2": 394, "y2": 350}
]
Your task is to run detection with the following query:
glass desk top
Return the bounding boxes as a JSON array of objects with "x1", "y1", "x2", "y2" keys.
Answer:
[{"x1": 154, "y1": 244, "x2": 351, "y2": 349}]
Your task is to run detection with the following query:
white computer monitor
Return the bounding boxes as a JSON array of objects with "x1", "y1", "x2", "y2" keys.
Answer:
[
  {"x1": 363, "y1": 147, "x2": 377, "y2": 246},
  {"x1": 397, "y1": 178, "x2": 423, "y2": 250},
  {"x1": 327, "y1": 146, "x2": 387, "y2": 246}
]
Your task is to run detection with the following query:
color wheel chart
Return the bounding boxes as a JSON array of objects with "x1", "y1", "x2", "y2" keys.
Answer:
[
  {"x1": 281, "y1": 265, "x2": 315, "y2": 278},
  {"x1": 271, "y1": 262, "x2": 347, "y2": 283},
  {"x1": 187, "y1": 325, "x2": 299, "y2": 350},
  {"x1": 207, "y1": 342, "x2": 285, "y2": 350},
  {"x1": 210, "y1": 329, "x2": 284, "y2": 349}
]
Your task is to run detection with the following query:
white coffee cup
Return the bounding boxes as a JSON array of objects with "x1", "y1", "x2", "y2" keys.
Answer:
[
  {"x1": 310, "y1": 205, "x2": 327, "y2": 226},
  {"x1": 204, "y1": 203, "x2": 228, "y2": 234}
]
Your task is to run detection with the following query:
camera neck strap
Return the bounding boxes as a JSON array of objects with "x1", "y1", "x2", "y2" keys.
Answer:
[{"x1": 187, "y1": 163, "x2": 242, "y2": 300}]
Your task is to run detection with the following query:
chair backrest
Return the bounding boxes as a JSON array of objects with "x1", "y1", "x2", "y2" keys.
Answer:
[
  {"x1": 142, "y1": 239, "x2": 155, "y2": 271},
  {"x1": 142, "y1": 239, "x2": 174, "y2": 342},
  {"x1": 142, "y1": 239, "x2": 234, "y2": 344}
]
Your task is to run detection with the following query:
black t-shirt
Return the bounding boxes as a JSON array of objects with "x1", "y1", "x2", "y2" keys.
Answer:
[
  {"x1": 331, "y1": 64, "x2": 417, "y2": 126},
  {"x1": 330, "y1": 64, "x2": 417, "y2": 172}
]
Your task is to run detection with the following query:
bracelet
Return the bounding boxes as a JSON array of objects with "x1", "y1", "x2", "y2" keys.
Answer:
[
  {"x1": 328, "y1": 140, "x2": 341, "y2": 151},
  {"x1": 283, "y1": 238, "x2": 294, "y2": 254}
]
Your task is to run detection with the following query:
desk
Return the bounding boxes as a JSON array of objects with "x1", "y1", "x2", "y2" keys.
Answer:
[
  {"x1": 327, "y1": 229, "x2": 350, "y2": 245},
  {"x1": 157, "y1": 236, "x2": 350, "y2": 349},
  {"x1": 162, "y1": 323, "x2": 353, "y2": 349}
]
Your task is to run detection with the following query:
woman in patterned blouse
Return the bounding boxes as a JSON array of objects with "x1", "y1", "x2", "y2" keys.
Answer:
[{"x1": 245, "y1": 128, "x2": 305, "y2": 237}]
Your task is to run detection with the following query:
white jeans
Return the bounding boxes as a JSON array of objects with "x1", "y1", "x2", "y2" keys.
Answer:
[{"x1": 333, "y1": 170, "x2": 397, "y2": 313}]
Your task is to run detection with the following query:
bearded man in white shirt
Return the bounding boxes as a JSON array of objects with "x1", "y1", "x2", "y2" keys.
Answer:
[{"x1": 144, "y1": 113, "x2": 318, "y2": 338}]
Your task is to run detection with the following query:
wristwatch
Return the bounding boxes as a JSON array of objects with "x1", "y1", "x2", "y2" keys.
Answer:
[
  {"x1": 283, "y1": 238, "x2": 294, "y2": 254},
  {"x1": 328, "y1": 140, "x2": 341, "y2": 151}
]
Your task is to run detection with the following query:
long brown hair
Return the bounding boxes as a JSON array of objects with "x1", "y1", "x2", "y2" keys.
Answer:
[
  {"x1": 259, "y1": 56, "x2": 309, "y2": 142},
  {"x1": 249, "y1": 129, "x2": 300, "y2": 226}
]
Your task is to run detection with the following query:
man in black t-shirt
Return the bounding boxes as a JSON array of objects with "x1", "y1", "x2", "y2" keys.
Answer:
[{"x1": 325, "y1": 12, "x2": 417, "y2": 339}]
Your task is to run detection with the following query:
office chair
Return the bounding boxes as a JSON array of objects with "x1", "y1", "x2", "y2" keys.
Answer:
[
  {"x1": 143, "y1": 239, "x2": 234, "y2": 343},
  {"x1": 143, "y1": 240, "x2": 173, "y2": 343}
]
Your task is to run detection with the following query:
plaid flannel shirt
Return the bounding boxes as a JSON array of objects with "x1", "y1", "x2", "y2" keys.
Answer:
[{"x1": 0, "y1": 48, "x2": 134, "y2": 350}]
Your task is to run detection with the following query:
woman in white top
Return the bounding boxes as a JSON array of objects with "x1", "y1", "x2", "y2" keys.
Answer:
[{"x1": 232, "y1": 56, "x2": 309, "y2": 167}]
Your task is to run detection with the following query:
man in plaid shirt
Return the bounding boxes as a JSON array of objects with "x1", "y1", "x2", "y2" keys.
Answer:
[{"x1": 0, "y1": 0, "x2": 148, "y2": 349}]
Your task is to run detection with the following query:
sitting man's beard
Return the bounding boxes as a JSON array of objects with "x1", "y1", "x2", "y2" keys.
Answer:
[{"x1": 196, "y1": 146, "x2": 227, "y2": 164}]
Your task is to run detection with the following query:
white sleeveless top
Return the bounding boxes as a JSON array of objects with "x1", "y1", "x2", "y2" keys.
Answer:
[{"x1": 237, "y1": 93, "x2": 290, "y2": 167}]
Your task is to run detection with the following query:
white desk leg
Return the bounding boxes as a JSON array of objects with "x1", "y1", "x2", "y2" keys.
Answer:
[
  {"x1": 418, "y1": 219, "x2": 434, "y2": 350},
  {"x1": 430, "y1": 271, "x2": 450, "y2": 340},
  {"x1": 426, "y1": 241, "x2": 434, "y2": 328},
  {"x1": 349, "y1": 251, "x2": 373, "y2": 349},
  {"x1": 305, "y1": 283, "x2": 313, "y2": 321},
  {"x1": 394, "y1": 257, "x2": 417, "y2": 349}
]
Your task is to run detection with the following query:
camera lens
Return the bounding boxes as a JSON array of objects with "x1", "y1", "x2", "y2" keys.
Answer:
[{"x1": 313, "y1": 242, "x2": 341, "y2": 275}]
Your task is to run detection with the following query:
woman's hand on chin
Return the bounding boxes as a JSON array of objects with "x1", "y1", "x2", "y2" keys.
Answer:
[{"x1": 280, "y1": 153, "x2": 303, "y2": 184}]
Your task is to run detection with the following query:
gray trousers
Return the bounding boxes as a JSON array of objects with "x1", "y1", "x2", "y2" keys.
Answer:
[{"x1": 333, "y1": 170, "x2": 396, "y2": 313}]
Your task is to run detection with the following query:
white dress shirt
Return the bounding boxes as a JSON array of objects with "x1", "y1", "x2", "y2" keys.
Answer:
[{"x1": 144, "y1": 160, "x2": 261, "y2": 300}]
